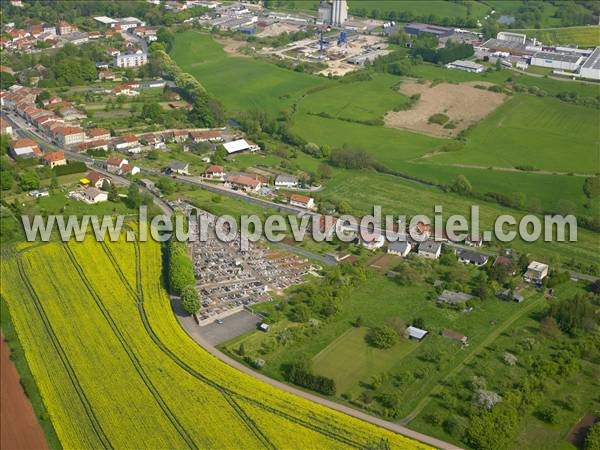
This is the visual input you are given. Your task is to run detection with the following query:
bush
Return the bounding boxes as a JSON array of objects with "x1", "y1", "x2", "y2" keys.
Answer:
[
  {"x1": 428, "y1": 113, "x2": 449, "y2": 125},
  {"x1": 180, "y1": 285, "x2": 200, "y2": 315},
  {"x1": 53, "y1": 161, "x2": 87, "y2": 176},
  {"x1": 366, "y1": 326, "x2": 397, "y2": 349},
  {"x1": 286, "y1": 359, "x2": 336, "y2": 395},
  {"x1": 168, "y1": 241, "x2": 195, "y2": 295}
]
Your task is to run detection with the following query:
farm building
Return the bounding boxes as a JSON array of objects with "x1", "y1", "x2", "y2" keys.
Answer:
[
  {"x1": 530, "y1": 51, "x2": 583, "y2": 71},
  {"x1": 417, "y1": 240, "x2": 441, "y2": 259},
  {"x1": 523, "y1": 261, "x2": 548, "y2": 285},
  {"x1": 225, "y1": 174, "x2": 262, "y2": 192},
  {"x1": 405, "y1": 326, "x2": 428, "y2": 341},
  {"x1": 446, "y1": 60, "x2": 485, "y2": 73},
  {"x1": 275, "y1": 174, "x2": 298, "y2": 188},
  {"x1": 9, "y1": 138, "x2": 42, "y2": 158},
  {"x1": 579, "y1": 47, "x2": 600, "y2": 80},
  {"x1": 456, "y1": 249, "x2": 489, "y2": 267},
  {"x1": 387, "y1": 241, "x2": 411, "y2": 257},
  {"x1": 437, "y1": 290, "x2": 473, "y2": 306},
  {"x1": 441, "y1": 329, "x2": 468, "y2": 344},
  {"x1": 223, "y1": 139, "x2": 259, "y2": 155}
]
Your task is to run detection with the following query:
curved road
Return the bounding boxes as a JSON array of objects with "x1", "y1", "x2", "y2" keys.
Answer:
[{"x1": 172, "y1": 301, "x2": 462, "y2": 450}]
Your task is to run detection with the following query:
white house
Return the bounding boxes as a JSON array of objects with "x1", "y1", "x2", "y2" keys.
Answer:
[
  {"x1": 388, "y1": 241, "x2": 411, "y2": 257},
  {"x1": 168, "y1": 160, "x2": 190, "y2": 175},
  {"x1": 84, "y1": 187, "x2": 108, "y2": 204},
  {"x1": 289, "y1": 194, "x2": 315, "y2": 210},
  {"x1": 523, "y1": 261, "x2": 549, "y2": 285},
  {"x1": 418, "y1": 240, "x2": 442, "y2": 259},
  {"x1": 360, "y1": 231, "x2": 385, "y2": 251},
  {"x1": 204, "y1": 165, "x2": 226, "y2": 180}
]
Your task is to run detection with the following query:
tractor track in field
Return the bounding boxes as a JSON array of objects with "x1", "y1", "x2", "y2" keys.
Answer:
[
  {"x1": 14, "y1": 251, "x2": 113, "y2": 450},
  {"x1": 62, "y1": 244, "x2": 198, "y2": 450},
  {"x1": 101, "y1": 234, "x2": 368, "y2": 449}
]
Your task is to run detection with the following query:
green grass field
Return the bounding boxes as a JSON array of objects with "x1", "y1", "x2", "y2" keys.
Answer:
[
  {"x1": 513, "y1": 26, "x2": 600, "y2": 48},
  {"x1": 312, "y1": 327, "x2": 419, "y2": 395},
  {"x1": 171, "y1": 31, "x2": 326, "y2": 115},
  {"x1": 0, "y1": 231, "x2": 427, "y2": 449},
  {"x1": 426, "y1": 94, "x2": 600, "y2": 174}
]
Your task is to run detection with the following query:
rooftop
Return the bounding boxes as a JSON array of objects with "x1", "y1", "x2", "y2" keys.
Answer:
[
  {"x1": 582, "y1": 46, "x2": 600, "y2": 70},
  {"x1": 532, "y1": 51, "x2": 583, "y2": 63}
]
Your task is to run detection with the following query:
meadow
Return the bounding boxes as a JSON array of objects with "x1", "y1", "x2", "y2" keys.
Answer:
[
  {"x1": 171, "y1": 31, "x2": 326, "y2": 115},
  {"x1": 425, "y1": 94, "x2": 600, "y2": 174},
  {"x1": 0, "y1": 231, "x2": 429, "y2": 449},
  {"x1": 513, "y1": 26, "x2": 600, "y2": 48}
]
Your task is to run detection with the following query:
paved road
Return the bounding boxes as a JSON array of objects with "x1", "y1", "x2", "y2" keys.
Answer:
[{"x1": 172, "y1": 297, "x2": 462, "y2": 450}]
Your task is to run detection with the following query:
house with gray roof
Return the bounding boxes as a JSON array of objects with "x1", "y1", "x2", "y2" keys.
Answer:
[
  {"x1": 417, "y1": 240, "x2": 442, "y2": 259},
  {"x1": 456, "y1": 249, "x2": 489, "y2": 267},
  {"x1": 387, "y1": 241, "x2": 411, "y2": 257},
  {"x1": 167, "y1": 160, "x2": 189, "y2": 175},
  {"x1": 275, "y1": 174, "x2": 298, "y2": 188},
  {"x1": 437, "y1": 290, "x2": 473, "y2": 306}
]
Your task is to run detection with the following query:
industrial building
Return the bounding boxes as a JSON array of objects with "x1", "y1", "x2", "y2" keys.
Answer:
[
  {"x1": 317, "y1": 0, "x2": 347, "y2": 27},
  {"x1": 530, "y1": 51, "x2": 584, "y2": 71},
  {"x1": 404, "y1": 22, "x2": 453, "y2": 38},
  {"x1": 445, "y1": 60, "x2": 485, "y2": 73},
  {"x1": 496, "y1": 31, "x2": 527, "y2": 45},
  {"x1": 579, "y1": 47, "x2": 600, "y2": 80}
]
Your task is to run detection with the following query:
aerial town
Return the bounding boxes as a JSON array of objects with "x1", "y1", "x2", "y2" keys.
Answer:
[{"x1": 1, "y1": 1, "x2": 599, "y2": 450}]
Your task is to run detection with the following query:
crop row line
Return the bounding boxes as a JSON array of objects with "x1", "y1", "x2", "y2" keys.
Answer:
[
  {"x1": 15, "y1": 252, "x2": 114, "y2": 450},
  {"x1": 62, "y1": 243, "x2": 198, "y2": 450}
]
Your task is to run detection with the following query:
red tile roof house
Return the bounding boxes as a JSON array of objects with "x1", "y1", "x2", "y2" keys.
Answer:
[
  {"x1": 74, "y1": 140, "x2": 109, "y2": 152},
  {"x1": 53, "y1": 126, "x2": 85, "y2": 146},
  {"x1": 203, "y1": 165, "x2": 225, "y2": 180},
  {"x1": 42, "y1": 150, "x2": 67, "y2": 168},
  {"x1": 113, "y1": 134, "x2": 139, "y2": 150},
  {"x1": 190, "y1": 130, "x2": 223, "y2": 143},
  {"x1": 106, "y1": 156, "x2": 128, "y2": 173},
  {"x1": 9, "y1": 138, "x2": 42, "y2": 158},
  {"x1": 171, "y1": 129, "x2": 189, "y2": 143},
  {"x1": 86, "y1": 127, "x2": 110, "y2": 142},
  {"x1": 85, "y1": 170, "x2": 111, "y2": 188},
  {"x1": 120, "y1": 163, "x2": 140, "y2": 176},
  {"x1": 289, "y1": 194, "x2": 315, "y2": 210},
  {"x1": 225, "y1": 174, "x2": 261, "y2": 192}
]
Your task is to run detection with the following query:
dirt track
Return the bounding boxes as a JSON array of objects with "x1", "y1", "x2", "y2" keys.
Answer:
[
  {"x1": 385, "y1": 80, "x2": 507, "y2": 137},
  {"x1": 1, "y1": 337, "x2": 48, "y2": 450}
]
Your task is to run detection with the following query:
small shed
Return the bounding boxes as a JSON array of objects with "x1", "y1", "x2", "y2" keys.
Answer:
[{"x1": 406, "y1": 326, "x2": 428, "y2": 341}]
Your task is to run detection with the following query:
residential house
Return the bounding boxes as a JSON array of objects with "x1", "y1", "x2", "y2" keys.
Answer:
[
  {"x1": 418, "y1": 240, "x2": 442, "y2": 259},
  {"x1": 113, "y1": 134, "x2": 139, "y2": 151},
  {"x1": 456, "y1": 249, "x2": 489, "y2": 267},
  {"x1": 225, "y1": 174, "x2": 261, "y2": 192},
  {"x1": 98, "y1": 70, "x2": 115, "y2": 81},
  {"x1": 441, "y1": 329, "x2": 468, "y2": 344},
  {"x1": 113, "y1": 85, "x2": 139, "y2": 96},
  {"x1": 74, "y1": 140, "x2": 108, "y2": 152},
  {"x1": 275, "y1": 174, "x2": 298, "y2": 188},
  {"x1": 405, "y1": 326, "x2": 428, "y2": 341},
  {"x1": 315, "y1": 215, "x2": 339, "y2": 240},
  {"x1": 204, "y1": 165, "x2": 226, "y2": 180},
  {"x1": 42, "y1": 150, "x2": 67, "y2": 168},
  {"x1": 171, "y1": 130, "x2": 189, "y2": 143},
  {"x1": 289, "y1": 194, "x2": 315, "y2": 210},
  {"x1": 523, "y1": 261, "x2": 549, "y2": 285},
  {"x1": 83, "y1": 187, "x2": 108, "y2": 204},
  {"x1": 62, "y1": 31, "x2": 88, "y2": 45},
  {"x1": 167, "y1": 160, "x2": 190, "y2": 175},
  {"x1": 465, "y1": 233, "x2": 483, "y2": 247},
  {"x1": 120, "y1": 163, "x2": 140, "y2": 176},
  {"x1": 106, "y1": 156, "x2": 128, "y2": 173},
  {"x1": 88, "y1": 31, "x2": 101, "y2": 40},
  {"x1": 106, "y1": 47, "x2": 121, "y2": 57},
  {"x1": 53, "y1": 126, "x2": 85, "y2": 146},
  {"x1": 189, "y1": 130, "x2": 222, "y2": 143},
  {"x1": 86, "y1": 128, "x2": 110, "y2": 142},
  {"x1": 493, "y1": 255, "x2": 516, "y2": 275},
  {"x1": 388, "y1": 240, "x2": 412, "y2": 257},
  {"x1": 140, "y1": 133, "x2": 165, "y2": 149},
  {"x1": 0, "y1": 118, "x2": 13, "y2": 136},
  {"x1": 437, "y1": 290, "x2": 473, "y2": 306},
  {"x1": 57, "y1": 21, "x2": 75, "y2": 35},
  {"x1": 360, "y1": 231, "x2": 385, "y2": 251},
  {"x1": 9, "y1": 138, "x2": 42, "y2": 158},
  {"x1": 85, "y1": 170, "x2": 111, "y2": 188}
]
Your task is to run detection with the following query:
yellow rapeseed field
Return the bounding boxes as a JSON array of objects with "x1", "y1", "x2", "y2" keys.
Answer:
[{"x1": 0, "y1": 229, "x2": 430, "y2": 450}]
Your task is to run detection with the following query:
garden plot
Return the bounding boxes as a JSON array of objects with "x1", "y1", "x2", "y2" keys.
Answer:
[{"x1": 384, "y1": 81, "x2": 507, "y2": 138}]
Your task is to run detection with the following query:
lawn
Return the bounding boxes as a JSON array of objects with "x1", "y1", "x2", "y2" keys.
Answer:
[
  {"x1": 426, "y1": 94, "x2": 600, "y2": 174},
  {"x1": 312, "y1": 327, "x2": 419, "y2": 395},
  {"x1": 513, "y1": 26, "x2": 600, "y2": 48},
  {"x1": 171, "y1": 31, "x2": 327, "y2": 116}
]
